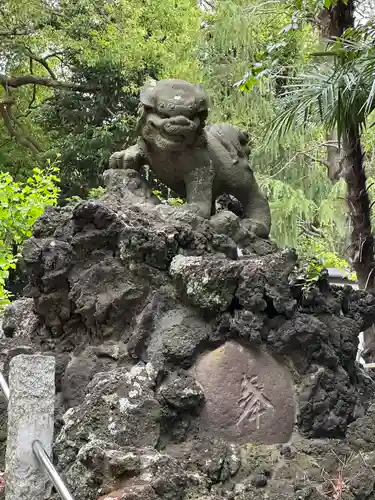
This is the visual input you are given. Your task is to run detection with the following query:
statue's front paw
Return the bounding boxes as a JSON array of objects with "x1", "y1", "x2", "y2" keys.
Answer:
[
  {"x1": 109, "y1": 146, "x2": 140, "y2": 170},
  {"x1": 180, "y1": 202, "x2": 211, "y2": 219},
  {"x1": 109, "y1": 150, "x2": 126, "y2": 169}
]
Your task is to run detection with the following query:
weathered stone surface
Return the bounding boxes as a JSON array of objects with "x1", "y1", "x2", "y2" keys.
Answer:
[
  {"x1": 151, "y1": 308, "x2": 212, "y2": 367},
  {"x1": 0, "y1": 387, "x2": 7, "y2": 475},
  {"x1": 156, "y1": 374, "x2": 205, "y2": 446},
  {"x1": 102, "y1": 168, "x2": 161, "y2": 211},
  {"x1": 98, "y1": 485, "x2": 159, "y2": 500},
  {"x1": 2, "y1": 298, "x2": 38, "y2": 339},
  {"x1": 62, "y1": 442, "x2": 208, "y2": 500},
  {"x1": 170, "y1": 255, "x2": 242, "y2": 316},
  {"x1": 5, "y1": 148, "x2": 375, "y2": 500},
  {"x1": 190, "y1": 341, "x2": 296, "y2": 445},
  {"x1": 5, "y1": 354, "x2": 55, "y2": 500},
  {"x1": 209, "y1": 209, "x2": 241, "y2": 238},
  {"x1": 69, "y1": 257, "x2": 148, "y2": 339},
  {"x1": 267, "y1": 314, "x2": 339, "y2": 373},
  {"x1": 128, "y1": 294, "x2": 213, "y2": 373},
  {"x1": 193, "y1": 440, "x2": 242, "y2": 483},
  {"x1": 61, "y1": 341, "x2": 130, "y2": 408},
  {"x1": 297, "y1": 366, "x2": 357, "y2": 438},
  {"x1": 0, "y1": 343, "x2": 39, "y2": 473},
  {"x1": 63, "y1": 440, "x2": 141, "y2": 500},
  {"x1": 157, "y1": 374, "x2": 204, "y2": 410},
  {"x1": 54, "y1": 363, "x2": 160, "y2": 472},
  {"x1": 347, "y1": 403, "x2": 375, "y2": 451},
  {"x1": 214, "y1": 310, "x2": 264, "y2": 345},
  {"x1": 318, "y1": 315, "x2": 360, "y2": 375},
  {"x1": 236, "y1": 250, "x2": 297, "y2": 316}
]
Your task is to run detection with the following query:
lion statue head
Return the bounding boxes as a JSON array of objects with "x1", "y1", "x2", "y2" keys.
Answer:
[{"x1": 136, "y1": 79, "x2": 209, "y2": 151}]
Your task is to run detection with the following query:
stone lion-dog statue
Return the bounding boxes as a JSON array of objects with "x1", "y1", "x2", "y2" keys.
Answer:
[{"x1": 109, "y1": 79, "x2": 271, "y2": 238}]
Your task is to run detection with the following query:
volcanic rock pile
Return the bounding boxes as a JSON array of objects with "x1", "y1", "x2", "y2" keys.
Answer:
[{"x1": 2, "y1": 168, "x2": 375, "y2": 500}]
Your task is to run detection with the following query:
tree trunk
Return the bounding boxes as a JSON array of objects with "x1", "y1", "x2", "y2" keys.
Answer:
[
  {"x1": 317, "y1": 1, "x2": 375, "y2": 360},
  {"x1": 326, "y1": 129, "x2": 343, "y2": 181},
  {"x1": 316, "y1": 0, "x2": 354, "y2": 39},
  {"x1": 342, "y1": 126, "x2": 375, "y2": 361},
  {"x1": 316, "y1": 0, "x2": 355, "y2": 180},
  {"x1": 342, "y1": 127, "x2": 374, "y2": 290}
]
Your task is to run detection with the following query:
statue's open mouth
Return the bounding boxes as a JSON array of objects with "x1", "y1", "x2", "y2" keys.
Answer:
[
  {"x1": 160, "y1": 130, "x2": 186, "y2": 143},
  {"x1": 161, "y1": 121, "x2": 197, "y2": 143}
]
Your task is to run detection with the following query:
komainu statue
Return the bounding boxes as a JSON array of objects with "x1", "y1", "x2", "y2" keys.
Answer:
[{"x1": 109, "y1": 79, "x2": 271, "y2": 238}]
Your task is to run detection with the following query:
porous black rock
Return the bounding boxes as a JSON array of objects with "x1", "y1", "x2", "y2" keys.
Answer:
[
  {"x1": 157, "y1": 374, "x2": 204, "y2": 410},
  {"x1": 2, "y1": 168, "x2": 375, "y2": 500}
]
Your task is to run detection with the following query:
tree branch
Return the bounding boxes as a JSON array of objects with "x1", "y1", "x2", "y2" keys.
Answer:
[
  {"x1": 25, "y1": 48, "x2": 57, "y2": 80},
  {"x1": 0, "y1": 138, "x2": 12, "y2": 149},
  {"x1": 7, "y1": 103, "x2": 42, "y2": 152},
  {"x1": 0, "y1": 30, "x2": 32, "y2": 36},
  {"x1": 0, "y1": 74, "x2": 100, "y2": 92},
  {"x1": 0, "y1": 101, "x2": 41, "y2": 155},
  {"x1": 27, "y1": 85, "x2": 37, "y2": 111},
  {"x1": 44, "y1": 51, "x2": 69, "y2": 61},
  {"x1": 301, "y1": 152, "x2": 330, "y2": 168}
]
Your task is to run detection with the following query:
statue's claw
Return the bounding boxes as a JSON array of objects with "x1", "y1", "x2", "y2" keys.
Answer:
[
  {"x1": 179, "y1": 202, "x2": 211, "y2": 219},
  {"x1": 109, "y1": 151, "x2": 125, "y2": 169}
]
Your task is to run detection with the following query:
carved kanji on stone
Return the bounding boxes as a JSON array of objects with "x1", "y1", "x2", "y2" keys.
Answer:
[
  {"x1": 237, "y1": 375, "x2": 274, "y2": 429},
  {"x1": 190, "y1": 341, "x2": 296, "y2": 444}
]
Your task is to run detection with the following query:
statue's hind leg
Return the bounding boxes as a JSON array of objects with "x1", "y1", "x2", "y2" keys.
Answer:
[{"x1": 232, "y1": 170, "x2": 271, "y2": 239}]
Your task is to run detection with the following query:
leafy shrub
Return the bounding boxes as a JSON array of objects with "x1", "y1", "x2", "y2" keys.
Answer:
[
  {"x1": 152, "y1": 189, "x2": 184, "y2": 207},
  {"x1": 0, "y1": 166, "x2": 60, "y2": 306},
  {"x1": 88, "y1": 186, "x2": 106, "y2": 199},
  {"x1": 295, "y1": 231, "x2": 356, "y2": 291}
]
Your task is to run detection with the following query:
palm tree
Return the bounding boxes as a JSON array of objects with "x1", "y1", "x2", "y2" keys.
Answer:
[{"x1": 267, "y1": 25, "x2": 375, "y2": 291}]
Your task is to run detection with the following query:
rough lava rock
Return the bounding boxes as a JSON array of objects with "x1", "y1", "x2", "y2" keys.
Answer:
[
  {"x1": 157, "y1": 373, "x2": 204, "y2": 410},
  {"x1": 2, "y1": 167, "x2": 375, "y2": 500},
  {"x1": 54, "y1": 363, "x2": 160, "y2": 472},
  {"x1": 1, "y1": 298, "x2": 38, "y2": 339}
]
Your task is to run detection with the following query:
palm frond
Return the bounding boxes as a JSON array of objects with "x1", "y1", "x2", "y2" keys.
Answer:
[{"x1": 266, "y1": 33, "x2": 375, "y2": 144}]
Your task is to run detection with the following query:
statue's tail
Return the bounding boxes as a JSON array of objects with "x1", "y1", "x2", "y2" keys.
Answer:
[{"x1": 206, "y1": 123, "x2": 250, "y2": 161}]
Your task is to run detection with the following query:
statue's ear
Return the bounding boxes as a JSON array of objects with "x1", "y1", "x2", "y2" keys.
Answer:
[
  {"x1": 135, "y1": 104, "x2": 146, "y2": 135},
  {"x1": 194, "y1": 83, "x2": 209, "y2": 113},
  {"x1": 136, "y1": 102, "x2": 144, "y2": 118},
  {"x1": 140, "y1": 79, "x2": 157, "y2": 107}
]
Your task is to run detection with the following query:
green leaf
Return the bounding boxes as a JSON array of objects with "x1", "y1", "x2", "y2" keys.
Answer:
[{"x1": 0, "y1": 167, "x2": 60, "y2": 307}]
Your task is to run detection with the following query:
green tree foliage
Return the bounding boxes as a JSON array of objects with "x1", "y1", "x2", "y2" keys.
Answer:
[
  {"x1": 197, "y1": 0, "x2": 352, "y2": 256},
  {"x1": 3, "y1": 0, "x2": 372, "y2": 285},
  {"x1": 261, "y1": 18, "x2": 375, "y2": 286},
  {"x1": 0, "y1": 0, "x2": 202, "y2": 302},
  {"x1": 1, "y1": 0, "x2": 202, "y2": 196},
  {"x1": 265, "y1": 34, "x2": 375, "y2": 144},
  {"x1": 296, "y1": 228, "x2": 357, "y2": 288},
  {"x1": 215, "y1": 0, "x2": 373, "y2": 278},
  {"x1": 0, "y1": 165, "x2": 60, "y2": 305}
]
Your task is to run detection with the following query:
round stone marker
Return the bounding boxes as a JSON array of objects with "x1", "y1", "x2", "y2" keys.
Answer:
[{"x1": 190, "y1": 341, "x2": 296, "y2": 445}]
